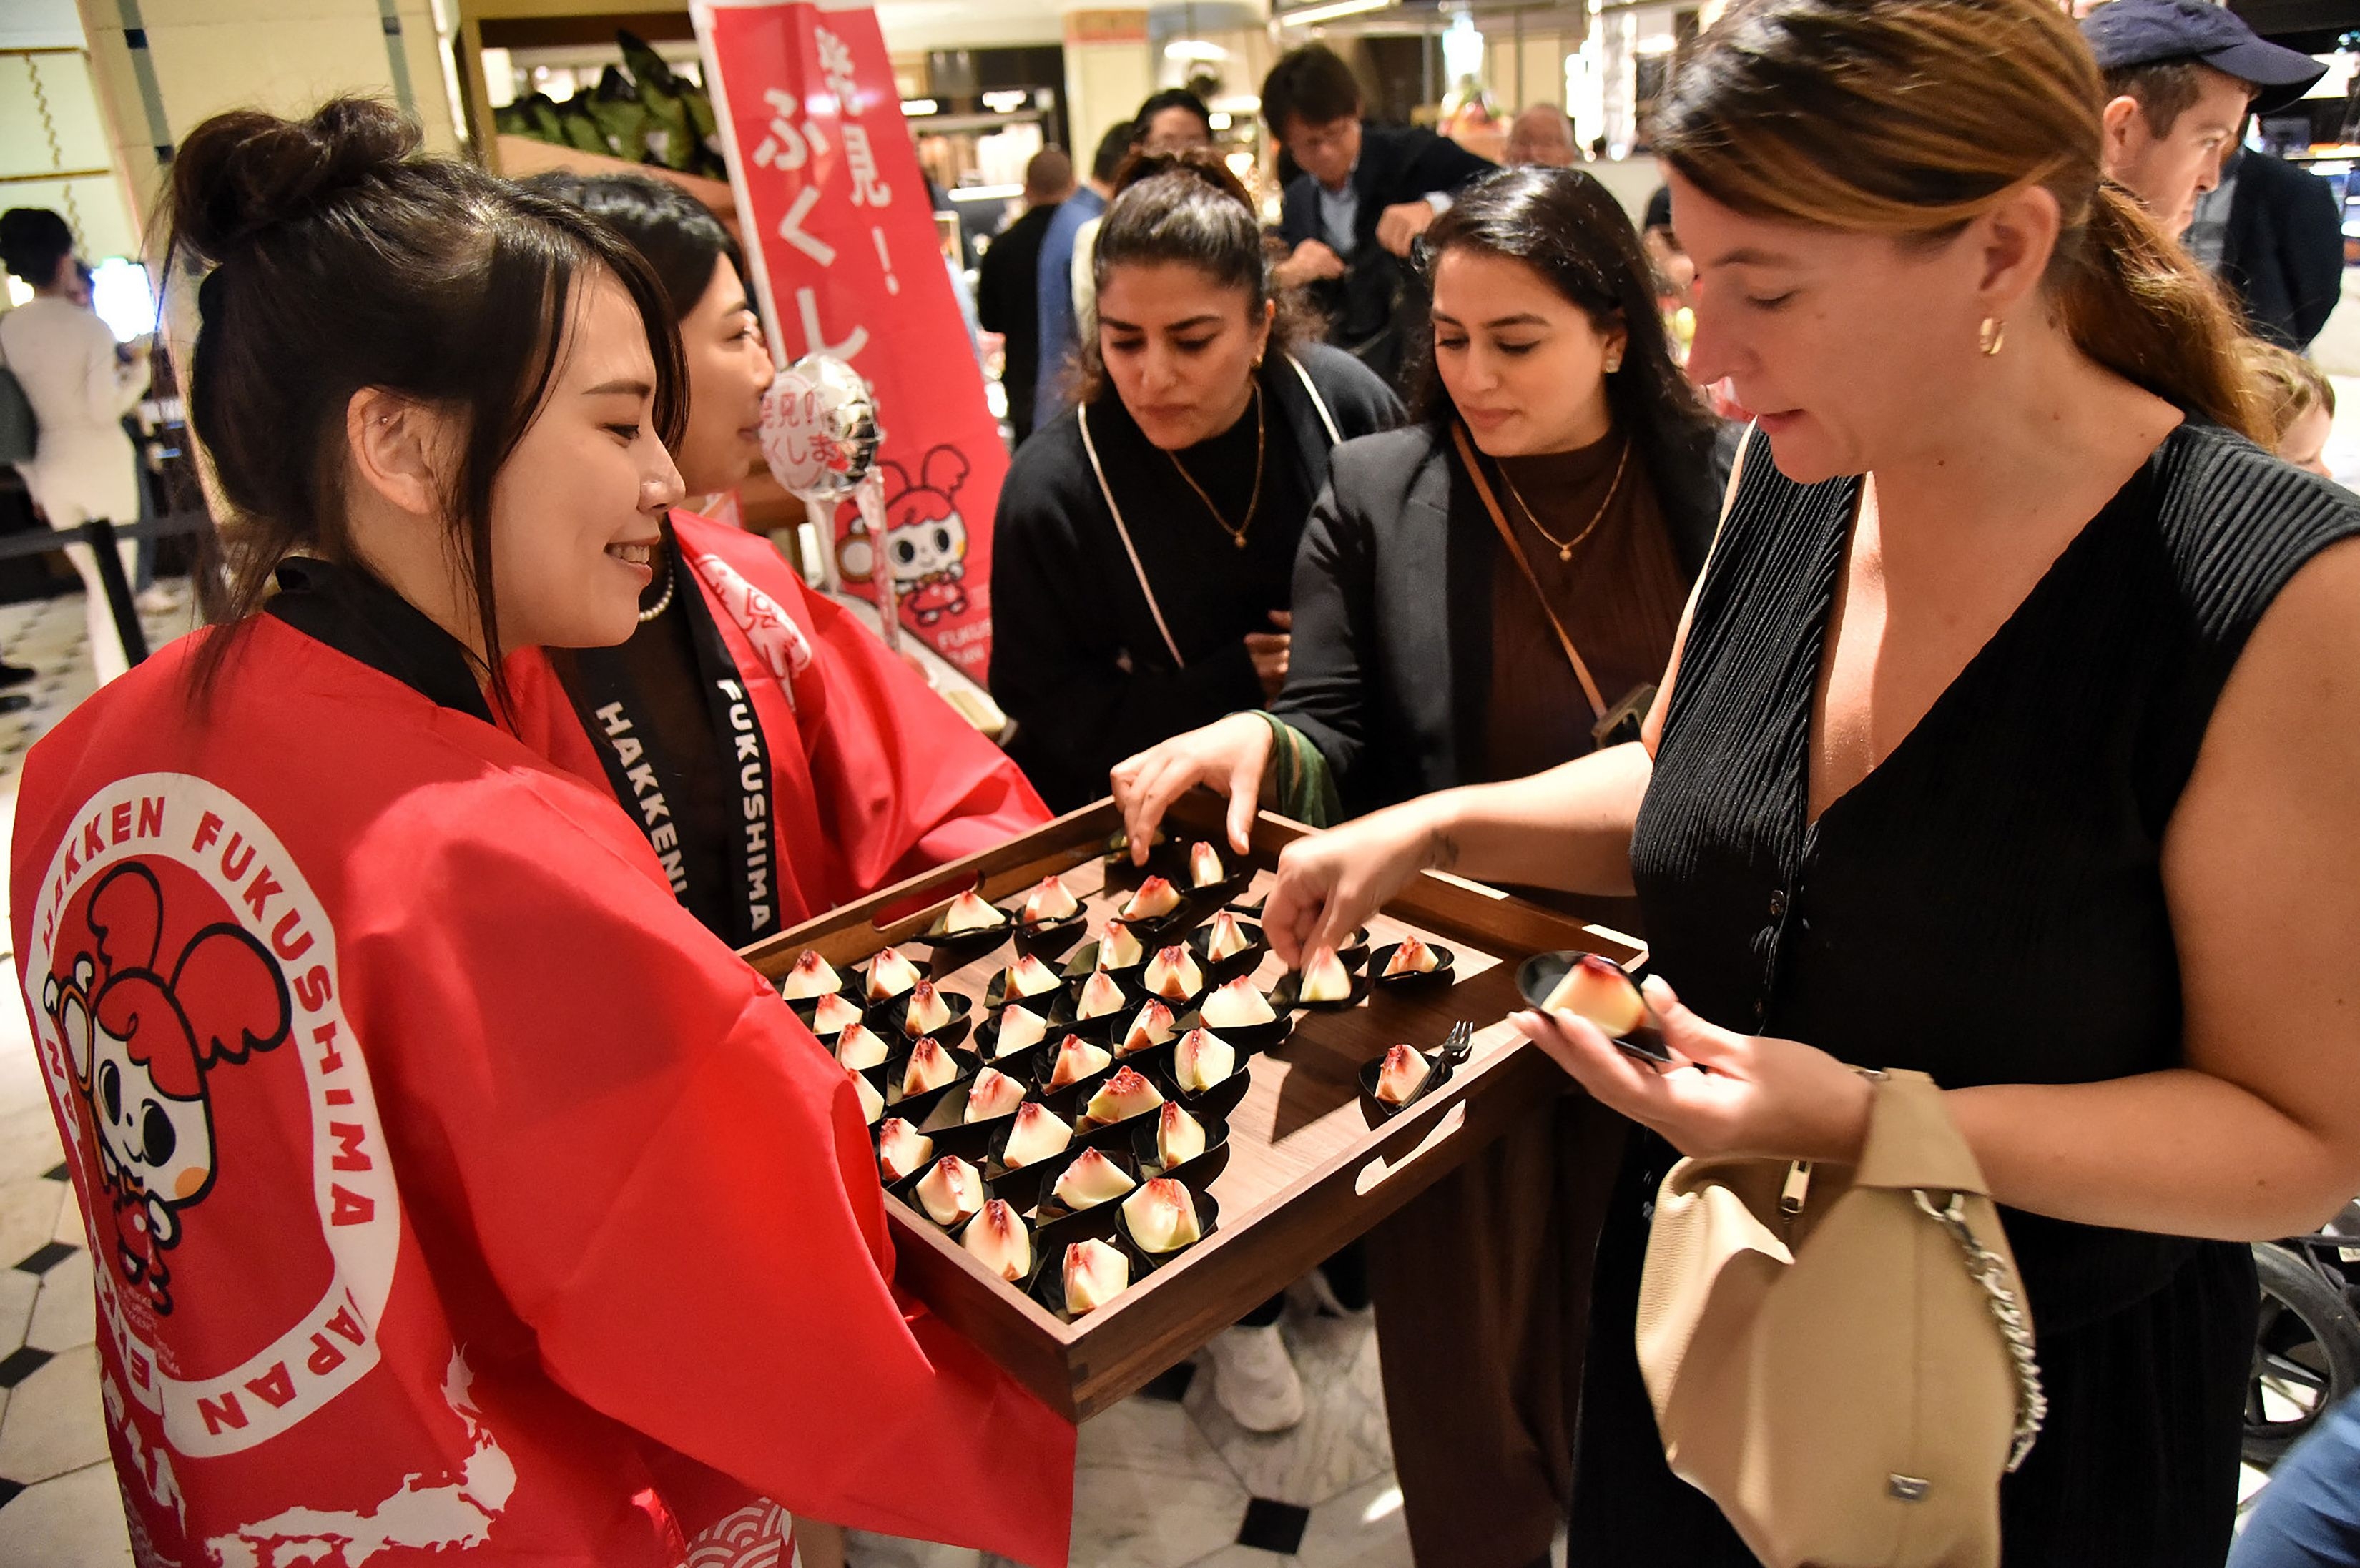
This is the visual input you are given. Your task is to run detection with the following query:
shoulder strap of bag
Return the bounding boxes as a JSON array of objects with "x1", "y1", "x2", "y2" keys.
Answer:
[
  {"x1": 1862, "y1": 1069, "x2": 2050, "y2": 1471},
  {"x1": 1449, "y1": 420, "x2": 1608, "y2": 720},
  {"x1": 1077, "y1": 401, "x2": 1187, "y2": 669},
  {"x1": 1283, "y1": 351, "x2": 1344, "y2": 448}
]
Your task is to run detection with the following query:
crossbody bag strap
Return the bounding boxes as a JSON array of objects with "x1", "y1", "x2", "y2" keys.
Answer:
[
  {"x1": 1283, "y1": 351, "x2": 1344, "y2": 447},
  {"x1": 1450, "y1": 421, "x2": 1608, "y2": 720},
  {"x1": 1078, "y1": 401, "x2": 1186, "y2": 669}
]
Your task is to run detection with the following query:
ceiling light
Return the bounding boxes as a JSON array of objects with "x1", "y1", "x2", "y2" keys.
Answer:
[{"x1": 1279, "y1": 0, "x2": 1390, "y2": 28}]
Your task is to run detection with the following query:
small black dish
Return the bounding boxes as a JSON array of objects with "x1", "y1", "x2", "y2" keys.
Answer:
[
  {"x1": 856, "y1": 951, "x2": 925, "y2": 1006},
  {"x1": 872, "y1": 1123, "x2": 942, "y2": 1188},
  {"x1": 902, "y1": 1111, "x2": 995, "y2": 1168},
  {"x1": 974, "y1": 1004, "x2": 1056, "y2": 1065},
  {"x1": 1118, "y1": 1184, "x2": 1221, "y2": 1270},
  {"x1": 1166, "y1": 1036, "x2": 1256, "y2": 1120},
  {"x1": 1009, "y1": 907, "x2": 1089, "y2": 961},
  {"x1": 1070, "y1": 1062, "x2": 1174, "y2": 1140},
  {"x1": 1130, "y1": 1107, "x2": 1231, "y2": 1184},
  {"x1": 1132, "y1": 965, "x2": 1209, "y2": 1016},
  {"x1": 983, "y1": 963, "x2": 1068, "y2": 1013},
  {"x1": 985, "y1": 1102, "x2": 1079, "y2": 1175},
  {"x1": 1175, "y1": 1002, "x2": 1292, "y2": 1059},
  {"x1": 1058, "y1": 938, "x2": 1147, "y2": 986},
  {"x1": 867, "y1": 989, "x2": 976, "y2": 1052},
  {"x1": 777, "y1": 948, "x2": 855, "y2": 992},
  {"x1": 1370, "y1": 940, "x2": 1458, "y2": 990},
  {"x1": 1512, "y1": 951, "x2": 1673, "y2": 1068},
  {"x1": 955, "y1": 1205, "x2": 1042, "y2": 1291},
  {"x1": 1027, "y1": 1230, "x2": 1145, "y2": 1322},
  {"x1": 1049, "y1": 982, "x2": 1139, "y2": 1041},
  {"x1": 881, "y1": 1044, "x2": 974, "y2": 1125},
  {"x1": 1169, "y1": 840, "x2": 1257, "y2": 912},
  {"x1": 985, "y1": 1118, "x2": 1080, "y2": 1210},
  {"x1": 1225, "y1": 889, "x2": 1270, "y2": 918},
  {"x1": 1108, "y1": 1000, "x2": 1184, "y2": 1063},
  {"x1": 1107, "y1": 898, "x2": 1194, "y2": 948},
  {"x1": 1029, "y1": 1040, "x2": 1117, "y2": 1106},
  {"x1": 1357, "y1": 1042, "x2": 1455, "y2": 1121},
  {"x1": 780, "y1": 965, "x2": 858, "y2": 1013},
  {"x1": 951, "y1": 1064, "x2": 1032, "y2": 1132},
  {"x1": 1032, "y1": 1144, "x2": 1145, "y2": 1227},
  {"x1": 1185, "y1": 919, "x2": 1269, "y2": 987},
  {"x1": 890, "y1": 1155, "x2": 990, "y2": 1232},
  {"x1": 827, "y1": 1022, "x2": 898, "y2": 1078},
  {"x1": 1270, "y1": 967, "x2": 1372, "y2": 1012},
  {"x1": 790, "y1": 991, "x2": 870, "y2": 1039},
  {"x1": 914, "y1": 907, "x2": 1014, "y2": 969}
]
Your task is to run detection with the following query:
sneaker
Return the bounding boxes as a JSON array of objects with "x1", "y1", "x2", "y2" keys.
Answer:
[
  {"x1": 0, "y1": 661, "x2": 34, "y2": 691},
  {"x1": 1201, "y1": 1322, "x2": 1306, "y2": 1433}
]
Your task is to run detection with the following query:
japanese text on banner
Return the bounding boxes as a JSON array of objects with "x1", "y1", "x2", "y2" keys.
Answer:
[{"x1": 703, "y1": 2, "x2": 1005, "y2": 679}]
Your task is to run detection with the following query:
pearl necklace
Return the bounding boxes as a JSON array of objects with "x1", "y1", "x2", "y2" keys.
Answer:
[{"x1": 637, "y1": 549, "x2": 677, "y2": 623}]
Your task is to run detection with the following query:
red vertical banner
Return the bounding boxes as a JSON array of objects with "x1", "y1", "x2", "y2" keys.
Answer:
[{"x1": 697, "y1": 1, "x2": 1002, "y2": 679}]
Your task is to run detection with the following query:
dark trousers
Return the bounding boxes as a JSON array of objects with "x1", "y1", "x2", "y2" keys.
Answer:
[{"x1": 1367, "y1": 1090, "x2": 1627, "y2": 1567}]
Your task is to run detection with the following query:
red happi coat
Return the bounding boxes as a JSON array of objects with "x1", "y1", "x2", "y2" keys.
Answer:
[
  {"x1": 9, "y1": 615, "x2": 1075, "y2": 1567},
  {"x1": 506, "y1": 510, "x2": 1048, "y2": 935}
]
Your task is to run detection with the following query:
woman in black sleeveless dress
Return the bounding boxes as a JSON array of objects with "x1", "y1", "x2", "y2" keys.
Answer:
[{"x1": 1257, "y1": 1, "x2": 2360, "y2": 1562}]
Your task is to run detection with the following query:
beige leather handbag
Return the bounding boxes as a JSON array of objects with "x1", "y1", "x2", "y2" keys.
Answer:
[{"x1": 1634, "y1": 1069, "x2": 2047, "y2": 1568}]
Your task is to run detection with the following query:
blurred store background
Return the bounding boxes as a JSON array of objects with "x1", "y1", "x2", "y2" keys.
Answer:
[{"x1": 4, "y1": 0, "x2": 2356, "y2": 567}]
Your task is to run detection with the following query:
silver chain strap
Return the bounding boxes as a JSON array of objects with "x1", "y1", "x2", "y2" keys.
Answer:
[{"x1": 1911, "y1": 1190, "x2": 2050, "y2": 1471}]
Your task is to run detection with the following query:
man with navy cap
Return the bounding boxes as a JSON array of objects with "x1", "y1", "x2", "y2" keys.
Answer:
[{"x1": 2080, "y1": 0, "x2": 2328, "y2": 239}]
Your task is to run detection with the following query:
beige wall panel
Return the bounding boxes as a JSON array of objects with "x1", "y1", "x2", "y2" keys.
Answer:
[
  {"x1": 395, "y1": 0, "x2": 461, "y2": 154},
  {"x1": 137, "y1": 0, "x2": 372, "y2": 26},
  {"x1": 142, "y1": 17, "x2": 393, "y2": 131},
  {"x1": 0, "y1": 54, "x2": 116, "y2": 177},
  {"x1": 1065, "y1": 39, "x2": 1151, "y2": 160}
]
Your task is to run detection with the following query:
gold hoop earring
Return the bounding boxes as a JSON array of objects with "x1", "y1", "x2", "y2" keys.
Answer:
[{"x1": 1978, "y1": 317, "x2": 2005, "y2": 358}]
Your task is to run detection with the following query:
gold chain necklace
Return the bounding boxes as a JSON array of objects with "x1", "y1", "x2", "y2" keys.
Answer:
[
  {"x1": 1497, "y1": 435, "x2": 1630, "y2": 561},
  {"x1": 1167, "y1": 383, "x2": 1265, "y2": 550}
]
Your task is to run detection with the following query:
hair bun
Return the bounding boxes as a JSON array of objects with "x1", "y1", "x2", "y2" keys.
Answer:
[
  {"x1": 1112, "y1": 145, "x2": 1254, "y2": 215},
  {"x1": 171, "y1": 97, "x2": 420, "y2": 263}
]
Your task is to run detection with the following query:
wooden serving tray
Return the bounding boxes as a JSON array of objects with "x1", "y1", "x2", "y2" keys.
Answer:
[{"x1": 739, "y1": 794, "x2": 1640, "y2": 1421}]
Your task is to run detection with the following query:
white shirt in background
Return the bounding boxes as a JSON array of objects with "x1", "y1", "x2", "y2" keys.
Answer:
[{"x1": 0, "y1": 296, "x2": 149, "y2": 529}]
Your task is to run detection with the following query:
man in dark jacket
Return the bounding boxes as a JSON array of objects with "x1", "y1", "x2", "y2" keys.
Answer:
[
  {"x1": 975, "y1": 148, "x2": 1071, "y2": 445},
  {"x1": 2213, "y1": 141, "x2": 2345, "y2": 351},
  {"x1": 1264, "y1": 44, "x2": 1494, "y2": 385}
]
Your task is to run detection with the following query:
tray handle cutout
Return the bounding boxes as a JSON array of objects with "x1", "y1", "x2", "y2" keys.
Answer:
[{"x1": 1353, "y1": 1102, "x2": 1470, "y2": 1197}]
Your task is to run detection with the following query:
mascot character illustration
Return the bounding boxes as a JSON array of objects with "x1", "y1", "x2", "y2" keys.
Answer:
[
  {"x1": 837, "y1": 445, "x2": 973, "y2": 628},
  {"x1": 41, "y1": 862, "x2": 293, "y2": 1314}
]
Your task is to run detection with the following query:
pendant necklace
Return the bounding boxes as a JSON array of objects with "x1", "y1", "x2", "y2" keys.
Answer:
[
  {"x1": 1167, "y1": 383, "x2": 1266, "y2": 551},
  {"x1": 1498, "y1": 436, "x2": 1630, "y2": 561}
]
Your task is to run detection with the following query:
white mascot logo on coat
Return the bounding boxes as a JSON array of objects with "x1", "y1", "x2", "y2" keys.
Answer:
[{"x1": 43, "y1": 860, "x2": 290, "y2": 1318}]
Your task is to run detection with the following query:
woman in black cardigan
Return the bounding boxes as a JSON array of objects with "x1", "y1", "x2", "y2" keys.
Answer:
[
  {"x1": 1111, "y1": 166, "x2": 1731, "y2": 1568},
  {"x1": 989, "y1": 150, "x2": 1399, "y2": 814}
]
